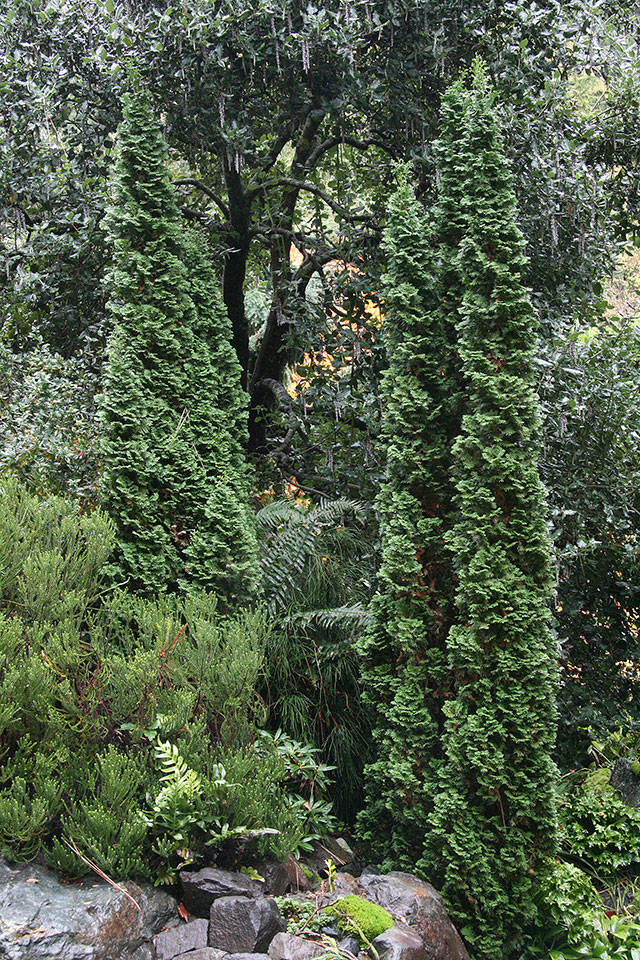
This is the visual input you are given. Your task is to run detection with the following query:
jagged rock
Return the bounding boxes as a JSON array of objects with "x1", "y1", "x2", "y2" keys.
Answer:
[
  {"x1": 255, "y1": 860, "x2": 310, "y2": 896},
  {"x1": 358, "y1": 873, "x2": 469, "y2": 960},
  {"x1": 327, "y1": 872, "x2": 361, "y2": 901},
  {"x1": 208, "y1": 896, "x2": 285, "y2": 953},
  {"x1": 155, "y1": 919, "x2": 209, "y2": 960},
  {"x1": 371, "y1": 924, "x2": 428, "y2": 960},
  {"x1": 611, "y1": 758, "x2": 640, "y2": 807},
  {"x1": 303, "y1": 837, "x2": 358, "y2": 877},
  {"x1": 0, "y1": 856, "x2": 176, "y2": 960},
  {"x1": 180, "y1": 869, "x2": 263, "y2": 917},
  {"x1": 268, "y1": 932, "x2": 328, "y2": 960},
  {"x1": 174, "y1": 951, "x2": 229, "y2": 960},
  {"x1": 337, "y1": 935, "x2": 361, "y2": 955},
  {"x1": 228, "y1": 953, "x2": 271, "y2": 960}
]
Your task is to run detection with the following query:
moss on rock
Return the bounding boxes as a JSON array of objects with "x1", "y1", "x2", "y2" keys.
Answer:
[{"x1": 325, "y1": 895, "x2": 393, "y2": 945}]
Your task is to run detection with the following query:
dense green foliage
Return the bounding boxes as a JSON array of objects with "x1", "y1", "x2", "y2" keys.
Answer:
[
  {"x1": 100, "y1": 89, "x2": 258, "y2": 603},
  {"x1": 2, "y1": 0, "x2": 634, "y2": 453},
  {"x1": 257, "y1": 496, "x2": 370, "y2": 820},
  {"x1": 0, "y1": 339, "x2": 99, "y2": 500},
  {"x1": 540, "y1": 323, "x2": 640, "y2": 761},
  {"x1": 427, "y1": 74, "x2": 558, "y2": 959},
  {"x1": 356, "y1": 162, "x2": 460, "y2": 865},
  {"x1": 0, "y1": 479, "x2": 325, "y2": 882},
  {"x1": 2, "y1": 0, "x2": 640, "y2": 954}
]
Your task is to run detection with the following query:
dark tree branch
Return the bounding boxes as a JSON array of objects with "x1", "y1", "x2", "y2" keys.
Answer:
[
  {"x1": 306, "y1": 133, "x2": 396, "y2": 168},
  {"x1": 248, "y1": 176, "x2": 378, "y2": 227},
  {"x1": 174, "y1": 178, "x2": 230, "y2": 219}
]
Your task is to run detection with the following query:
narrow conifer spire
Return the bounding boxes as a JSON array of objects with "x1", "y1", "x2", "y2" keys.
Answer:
[
  {"x1": 357, "y1": 154, "x2": 463, "y2": 866},
  {"x1": 179, "y1": 235, "x2": 261, "y2": 606},
  {"x1": 100, "y1": 89, "x2": 259, "y2": 604},
  {"x1": 430, "y1": 64, "x2": 558, "y2": 958}
]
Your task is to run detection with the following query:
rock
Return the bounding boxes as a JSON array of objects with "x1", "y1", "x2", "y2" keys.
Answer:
[
  {"x1": 255, "y1": 859, "x2": 310, "y2": 896},
  {"x1": 174, "y1": 952, "x2": 229, "y2": 960},
  {"x1": 253, "y1": 863, "x2": 288, "y2": 896},
  {"x1": 155, "y1": 919, "x2": 209, "y2": 960},
  {"x1": 268, "y1": 932, "x2": 328, "y2": 960},
  {"x1": 371, "y1": 924, "x2": 428, "y2": 960},
  {"x1": 358, "y1": 872, "x2": 469, "y2": 960},
  {"x1": 321, "y1": 924, "x2": 341, "y2": 938},
  {"x1": 208, "y1": 896, "x2": 285, "y2": 953},
  {"x1": 338, "y1": 936, "x2": 361, "y2": 955},
  {"x1": 327, "y1": 872, "x2": 362, "y2": 902},
  {"x1": 0, "y1": 856, "x2": 176, "y2": 960},
  {"x1": 611, "y1": 758, "x2": 640, "y2": 807},
  {"x1": 303, "y1": 837, "x2": 358, "y2": 877},
  {"x1": 131, "y1": 948, "x2": 155, "y2": 960},
  {"x1": 228, "y1": 953, "x2": 271, "y2": 960},
  {"x1": 180, "y1": 869, "x2": 263, "y2": 917}
]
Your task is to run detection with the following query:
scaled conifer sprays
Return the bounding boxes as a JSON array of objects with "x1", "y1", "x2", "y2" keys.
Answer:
[
  {"x1": 431, "y1": 69, "x2": 558, "y2": 958},
  {"x1": 100, "y1": 91, "x2": 258, "y2": 605},
  {"x1": 357, "y1": 160, "x2": 462, "y2": 866}
]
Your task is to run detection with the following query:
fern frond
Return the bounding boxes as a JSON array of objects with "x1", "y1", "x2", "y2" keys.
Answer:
[
  {"x1": 285, "y1": 603, "x2": 372, "y2": 630},
  {"x1": 259, "y1": 498, "x2": 363, "y2": 612}
]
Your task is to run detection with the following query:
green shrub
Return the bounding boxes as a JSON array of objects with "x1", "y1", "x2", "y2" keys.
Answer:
[
  {"x1": 325, "y1": 895, "x2": 393, "y2": 945},
  {"x1": 357, "y1": 157, "x2": 461, "y2": 867},
  {"x1": 0, "y1": 479, "x2": 326, "y2": 882},
  {"x1": 522, "y1": 859, "x2": 640, "y2": 960},
  {"x1": 429, "y1": 69, "x2": 558, "y2": 959},
  {"x1": 0, "y1": 475, "x2": 114, "y2": 622},
  {"x1": 559, "y1": 778, "x2": 640, "y2": 880}
]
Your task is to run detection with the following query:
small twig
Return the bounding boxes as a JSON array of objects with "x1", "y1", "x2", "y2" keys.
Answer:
[{"x1": 63, "y1": 838, "x2": 142, "y2": 912}]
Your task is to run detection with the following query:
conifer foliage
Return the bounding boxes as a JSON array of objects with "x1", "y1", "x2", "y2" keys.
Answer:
[
  {"x1": 100, "y1": 90, "x2": 259, "y2": 604},
  {"x1": 430, "y1": 69, "x2": 558, "y2": 958},
  {"x1": 356, "y1": 167, "x2": 461, "y2": 867}
]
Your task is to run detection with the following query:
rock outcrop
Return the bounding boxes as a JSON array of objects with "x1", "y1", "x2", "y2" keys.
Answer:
[
  {"x1": 0, "y1": 856, "x2": 468, "y2": 960},
  {"x1": 0, "y1": 857, "x2": 176, "y2": 960}
]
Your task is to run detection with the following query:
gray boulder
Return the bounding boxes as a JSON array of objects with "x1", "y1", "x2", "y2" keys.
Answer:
[
  {"x1": 268, "y1": 932, "x2": 328, "y2": 960},
  {"x1": 326, "y1": 872, "x2": 361, "y2": 902},
  {"x1": 228, "y1": 953, "x2": 271, "y2": 960},
  {"x1": 180, "y1": 869, "x2": 263, "y2": 917},
  {"x1": 337, "y1": 935, "x2": 361, "y2": 955},
  {"x1": 208, "y1": 896, "x2": 285, "y2": 953},
  {"x1": 174, "y1": 951, "x2": 229, "y2": 960},
  {"x1": 0, "y1": 856, "x2": 176, "y2": 960},
  {"x1": 255, "y1": 860, "x2": 311, "y2": 895},
  {"x1": 155, "y1": 919, "x2": 209, "y2": 960},
  {"x1": 358, "y1": 872, "x2": 469, "y2": 960},
  {"x1": 303, "y1": 837, "x2": 358, "y2": 878},
  {"x1": 371, "y1": 924, "x2": 428, "y2": 960},
  {"x1": 611, "y1": 758, "x2": 640, "y2": 807}
]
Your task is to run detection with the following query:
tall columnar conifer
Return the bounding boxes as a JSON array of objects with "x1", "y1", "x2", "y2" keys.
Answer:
[
  {"x1": 356, "y1": 153, "x2": 464, "y2": 866},
  {"x1": 100, "y1": 90, "x2": 259, "y2": 603},
  {"x1": 179, "y1": 236, "x2": 260, "y2": 604},
  {"x1": 430, "y1": 69, "x2": 558, "y2": 958}
]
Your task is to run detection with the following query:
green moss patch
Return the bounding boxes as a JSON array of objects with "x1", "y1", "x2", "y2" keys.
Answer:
[{"x1": 325, "y1": 895, "x2": 393, "y2": 945}]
